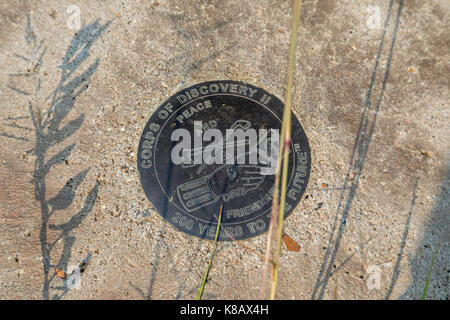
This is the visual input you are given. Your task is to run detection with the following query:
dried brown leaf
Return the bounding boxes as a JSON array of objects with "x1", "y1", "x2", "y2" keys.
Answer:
[{"x1": 283, "y1": 233, "x2": 300, "y2": 252}]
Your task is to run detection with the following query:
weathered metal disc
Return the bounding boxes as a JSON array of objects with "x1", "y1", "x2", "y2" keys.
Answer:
[{"x1": 137, "y1": 80, "x2": 310, "y2": 241}]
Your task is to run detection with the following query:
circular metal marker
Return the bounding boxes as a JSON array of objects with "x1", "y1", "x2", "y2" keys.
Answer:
[{"x1": 138, "y1": 80, "x2": 310, "y2": 241}]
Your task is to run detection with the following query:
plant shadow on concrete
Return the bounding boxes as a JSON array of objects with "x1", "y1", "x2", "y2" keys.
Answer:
[
  {"x1": 400, "y1": 166, "x2": 449, "y2": 300},
  {"x1": 384, "y1": 178, "x2": 418, "y2": 299},
  {"x1": 3, "y1": 16, "x2": 110, "y2": 300},
  {"x1": 312, "y1": 0, "x2": 405, "y2": 299}
]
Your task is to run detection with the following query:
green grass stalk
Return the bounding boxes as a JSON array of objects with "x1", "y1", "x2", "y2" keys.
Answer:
[{"x1": 196, "y1": 205, "x2": 223, "y2": 300}]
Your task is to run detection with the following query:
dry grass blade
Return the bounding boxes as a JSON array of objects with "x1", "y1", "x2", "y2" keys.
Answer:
[
  {"x1": 196, "y1": 205, "x2": 223, "y2": 300},
  {"x1": 260, "y1": 0, "x2": 303, "y2": 300}
]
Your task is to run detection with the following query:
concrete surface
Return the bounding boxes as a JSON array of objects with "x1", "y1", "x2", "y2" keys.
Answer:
[{"x1": 0, "y1": 0, "x2": 448, "y2": 300}]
